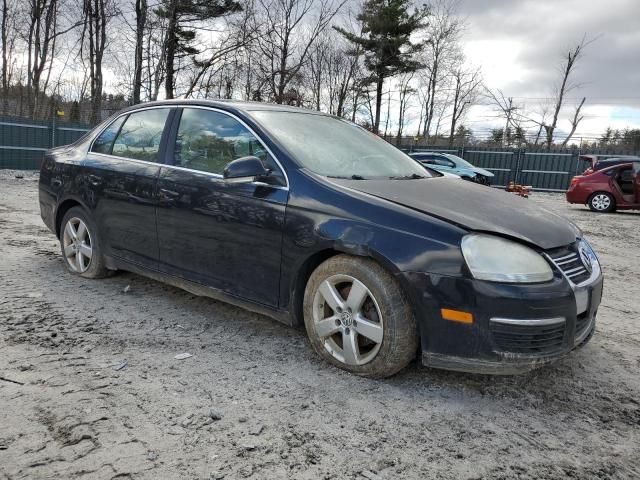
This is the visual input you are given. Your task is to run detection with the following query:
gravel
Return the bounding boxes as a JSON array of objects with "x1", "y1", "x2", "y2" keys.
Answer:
[{"x1": 0, "y1": 171, "x2": 639, "y2": 479}]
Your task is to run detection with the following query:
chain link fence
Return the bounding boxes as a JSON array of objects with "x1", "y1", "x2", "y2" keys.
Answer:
[{"x1": 0, "y1": 91, "x2": 129, "y2": 169}]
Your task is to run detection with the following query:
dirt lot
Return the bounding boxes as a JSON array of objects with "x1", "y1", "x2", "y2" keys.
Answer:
[{"x1": 0, "y1": 170, "x2": 639, "y2": 480}]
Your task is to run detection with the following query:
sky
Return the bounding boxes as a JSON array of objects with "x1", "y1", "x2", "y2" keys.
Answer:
[{"x1": 456, "y1": 0, "x2": 640, "y2": 141}]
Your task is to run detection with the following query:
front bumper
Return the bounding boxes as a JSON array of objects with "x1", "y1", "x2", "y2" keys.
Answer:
[{"x1": 399, "y1": 253, "x2": 603, "y2": 375}]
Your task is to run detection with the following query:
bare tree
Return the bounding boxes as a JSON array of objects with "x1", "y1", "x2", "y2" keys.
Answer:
[
  {"x1": 396, "y1": 71, "x2": 414, "y2": 142},
  {"x1": 561, "y1": 96, "x2": 585, "y2": 147},
  {"x1": 484, "y1": 88, "x2": 521, "y2": 146},
  {"x1": 1, "y1": 0, "x2": 18, "y2": 111},
  {"x1": 307, "y1": 38, "x2": 327, "y2": 110},
  {"x1": 25, "y1": 0, "x2": 59, "y2": 116},
  {"x1": 419, "y1": 0, "x2": 463, "y2": 140},
  {"x1": 147, "y1": 14, "x2": 167, "y2": 101},
  {"x1": 81, "y1": 0, "x2": 118, "y2": 123},
  {"x1": 448, "y1": 66, "x2": 481, "y2": 146},
  {"x1": 255, "y1": 0, "x2": 347, "y2": 104},
  {"x1": 544, "y1": 36, "x2": 590, "y2": 148}
]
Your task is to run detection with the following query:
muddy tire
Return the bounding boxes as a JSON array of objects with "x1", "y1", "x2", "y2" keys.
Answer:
[
  {"x1": 303, "y1": 255, "x2": 418, "y2": 378},
  {"x1": 588, "y1": 192, "x2": 616, "y2": 213},
  {"x1": 59, "y1": 206, "x2": 111, "y2": 278}
]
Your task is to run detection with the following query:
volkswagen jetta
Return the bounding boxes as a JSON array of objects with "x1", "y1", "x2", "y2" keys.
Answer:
[{"x1": 39, "y1": 100, "x2": 603, "y2": 377}]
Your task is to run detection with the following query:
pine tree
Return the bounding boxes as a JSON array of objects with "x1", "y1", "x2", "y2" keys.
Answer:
[
  {"x1": 156, "y1": 0, "x2": 242, "y2": 99},
  {"x1": 335, "y1": 0, "x2": 428, "y2": 133}
]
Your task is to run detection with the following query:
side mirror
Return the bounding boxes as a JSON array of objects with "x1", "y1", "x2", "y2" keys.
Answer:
[{"x1": 222, "y1": 156, "x2": 268, "y2": 183}]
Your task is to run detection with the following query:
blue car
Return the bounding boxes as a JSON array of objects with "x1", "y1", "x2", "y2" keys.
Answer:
[{"x1": 409, "y1": 151, "x2": 495, "y2": 185}]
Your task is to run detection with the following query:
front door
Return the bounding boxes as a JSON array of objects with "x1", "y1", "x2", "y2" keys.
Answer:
[
  {"x1": 156, "y1": 107, "x2": 288, "y2": 307},
  {"x1": 85, "y1": 107, "x2": 173, "y2": 268}
]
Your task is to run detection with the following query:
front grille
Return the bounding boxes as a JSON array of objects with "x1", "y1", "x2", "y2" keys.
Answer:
[
  {"x1": 490, "y1": 322, "x2": 566, "y2": 354},
  {"x1": 548, "y1": 245, "x2": 591, "y2": 284}
]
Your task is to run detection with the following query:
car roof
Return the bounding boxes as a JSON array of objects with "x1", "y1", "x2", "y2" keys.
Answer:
[
  {"x1": 581, "y1": 154, "x2": 639, "y2": 160},
  {"x1": 596, "y1": 156, "x2": 640, "y2": 163},
  {"x1": 119, "y1": 99, "x2": 329, "y2": 116}
]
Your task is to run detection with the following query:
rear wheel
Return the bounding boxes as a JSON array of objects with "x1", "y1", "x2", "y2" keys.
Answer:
[
  {"x1": 60, "y1": 207, "x2": 110, "y2": 278},
  {"x1": 303, "y1": 255, "x2": 418, "y2": 378},
  {"x1": 588, "y1": 192, "x2": 615, "y2": 213}
]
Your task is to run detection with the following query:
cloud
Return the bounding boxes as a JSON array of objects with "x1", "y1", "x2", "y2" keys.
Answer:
[{"x1": 456, "y1": 0, "x2": 640, "y2": 135}]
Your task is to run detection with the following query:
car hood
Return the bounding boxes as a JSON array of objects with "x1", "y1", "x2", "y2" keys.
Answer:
[
  {"x1": 328, "y1": 177, "x2": 579, "y2": 250},
  {"x1": 469, "y1": 166, "x2": 494, "y2": 177}
]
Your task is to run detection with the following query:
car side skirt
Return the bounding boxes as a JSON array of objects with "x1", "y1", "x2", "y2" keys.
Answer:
[{"x1": 105, "y1": 255, "x2": 294, "y2": 326}]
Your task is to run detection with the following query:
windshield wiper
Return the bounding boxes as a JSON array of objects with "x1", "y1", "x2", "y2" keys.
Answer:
[
  {"x1": 389, "y1": 173, "x2": 425, "y2": 180},
  {"x1": 326, "y1": 174, "x2": 367, "y2": 180}
]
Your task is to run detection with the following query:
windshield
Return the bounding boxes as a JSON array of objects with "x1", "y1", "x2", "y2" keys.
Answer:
[
  {"x1": 443, "y1": 153, "x2": 475, "y2": 168},
  {"x1": 250, "y1": 111, "x2": 431, "y2": 179}
]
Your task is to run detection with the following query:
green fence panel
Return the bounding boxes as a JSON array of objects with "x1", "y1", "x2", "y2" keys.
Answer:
[
  {"x1": 462, "y1": 148, "x2": 517, "y2": 187},
  {"x1": 518, "y1": 152, "x2": 576, "y2": 191},
  {"x1": 0, "y1": 117, "x2": 91, "y2": 169}
]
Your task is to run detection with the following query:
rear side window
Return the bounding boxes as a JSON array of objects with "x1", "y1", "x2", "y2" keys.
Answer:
[
  {"x1": 92, "y1": 116, "x2": 126, "y2": 154},
  {"x1": 111, "y1": 108, "x2": 171, "y2": 163}
]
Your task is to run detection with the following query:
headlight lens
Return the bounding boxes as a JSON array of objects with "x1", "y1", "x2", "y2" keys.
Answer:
[{"x1": 461, "y1": 234, "x2": 553, "y2": 283}]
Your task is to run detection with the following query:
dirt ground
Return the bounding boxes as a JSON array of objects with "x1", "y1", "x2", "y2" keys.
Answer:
[{"x1": 0, "y1": 170, "x2": 639, "y2": 480}]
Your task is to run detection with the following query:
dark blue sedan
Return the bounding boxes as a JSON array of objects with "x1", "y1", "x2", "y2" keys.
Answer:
[{"x1": 39, "y1": 100, "x2": 603, "y2": 377}]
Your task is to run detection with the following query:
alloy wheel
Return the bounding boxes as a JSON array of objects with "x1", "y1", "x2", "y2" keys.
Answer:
[
  {"x1": 62, "y1": 217, "x2": 93, "y2": 273},
  {"x1": 312, "y1": 274, "x2": 384, "y2": 366}
]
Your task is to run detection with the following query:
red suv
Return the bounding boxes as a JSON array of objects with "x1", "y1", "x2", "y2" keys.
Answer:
[{"x1": 567, "y1": 161, "x2": 640, "y2": 212}]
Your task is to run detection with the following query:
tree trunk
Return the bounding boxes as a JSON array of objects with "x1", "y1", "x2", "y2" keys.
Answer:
[
  {"x1": 164, "y1": 0, "x2": 178, "y2": 100},
  {"x1": 133, "y1": 0, "x2": 147, "y2": 104},
  {"x1": 561, "y1": 97, "x2": 586, "y2": 147},
  {"x1": 373, "y1": 75, "x2": 383, "y2": 134},
  {"x1": 1, "y1": 0, "x2": 8, "y2": 112}
]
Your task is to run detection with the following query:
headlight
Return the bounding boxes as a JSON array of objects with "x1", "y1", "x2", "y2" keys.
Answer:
[{"x1": 461, "y1": 233, "x2": 553, "y2": 283}]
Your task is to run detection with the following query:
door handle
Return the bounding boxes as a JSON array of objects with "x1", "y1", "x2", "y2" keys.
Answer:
[
  {"x1": 159, "y1": 188, "x2": 180, "y2": 200},
  {"x1": 87, "y1": 174, "x2": 101, "y2": 186},
  {"x1": 51, "y1": 178, "x2": 62, "y2": 187}
]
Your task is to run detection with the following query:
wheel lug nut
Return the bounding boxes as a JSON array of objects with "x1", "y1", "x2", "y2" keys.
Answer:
[
  {"x1": 345, "y1": 328, "x2": 350, "y2": 335},
  {"x1": 335, "y1": 319, "x2": 341, "y2": 326}
]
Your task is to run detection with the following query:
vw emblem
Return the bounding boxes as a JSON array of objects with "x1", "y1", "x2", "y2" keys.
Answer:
[
  {"x1": 579, "y1": 245, "x2": 593, "y2": 273},
  {"x1": 340, "y1": 310, "x2": 354, "y2": 327}
]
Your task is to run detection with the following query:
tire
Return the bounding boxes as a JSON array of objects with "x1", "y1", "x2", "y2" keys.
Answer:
[
  {"x1": 59, "y1": 206, "x2": 111, "y2": 278},
  {"x1": 303, "y1": 255, "x2": 418, "y2": 378},
  {"x1": 588, "y1": 192, "x2": 616, "y2": 213}
]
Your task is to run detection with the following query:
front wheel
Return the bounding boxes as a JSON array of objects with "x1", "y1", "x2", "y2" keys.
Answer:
[
  {"x1": 588, "y1": 192, "x2": 616, "y2": 213},
  {"x1": 60, "y1": 206, "x2": 111, "y2": 278},
  {"x1": 303, "y1": 255, "x2": 418, "y2": 378}
]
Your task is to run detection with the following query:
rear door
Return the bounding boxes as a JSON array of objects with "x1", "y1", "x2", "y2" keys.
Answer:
[
  {"x1": 85, "y1": 107, "x2": 173, "y2": 268},
  {"x1": 155, "y1": 107, "x2": 288, "y2": 307},
  {"x1": 635, "y1": 162, "x2": 640, "y2": 204}
]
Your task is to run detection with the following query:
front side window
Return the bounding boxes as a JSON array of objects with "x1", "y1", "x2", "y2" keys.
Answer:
[
  {"x1": 92, "y1": 116, "x2": 126, "y2": 154},
  {"x1": 111, "y1": 108, "x2": 170, "y2": 163},
  {"x1": 174, "y1": 108, "x2": 284, "y2": 184}
]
